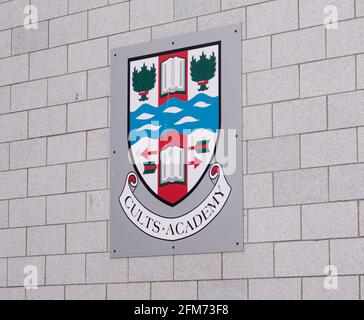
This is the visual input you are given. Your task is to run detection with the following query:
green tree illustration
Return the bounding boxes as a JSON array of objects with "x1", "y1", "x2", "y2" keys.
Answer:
[
  {"x1": 190, "y1": 51, "x2": 217, "y2": 91},
  {"x1": 132, "y1": 63, "x2": 157, "y2": 101}
]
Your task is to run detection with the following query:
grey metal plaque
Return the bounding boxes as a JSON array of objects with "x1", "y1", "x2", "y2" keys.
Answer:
[{"x1": 110, "y1": 24, "x2": 243, "y2": 258}]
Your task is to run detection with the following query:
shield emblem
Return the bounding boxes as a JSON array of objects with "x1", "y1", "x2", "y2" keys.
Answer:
[{"x1": 128, "y1": 43, "x2": 220, "y2": 206}]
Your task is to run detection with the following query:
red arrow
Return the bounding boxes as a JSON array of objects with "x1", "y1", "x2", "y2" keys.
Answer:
[
  {"x1": 141, "y1": 149, "x2": 157, "y2": 159},
  {"x1": 188, "y1": 157, "x2": 202, "y2": 169}
]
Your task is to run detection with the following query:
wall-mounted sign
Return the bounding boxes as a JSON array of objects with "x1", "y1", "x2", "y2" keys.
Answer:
[{"x1": 111, "y1": 24, "x2": 243, "y2": 258}]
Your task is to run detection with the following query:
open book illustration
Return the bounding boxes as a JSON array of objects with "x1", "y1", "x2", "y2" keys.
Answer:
[
  {"x1": 160, "y1": 146, "x2": 186, "y2": 185},
  {"x1": 161, "y1": 56, "x2": 186, "y2": 96}
]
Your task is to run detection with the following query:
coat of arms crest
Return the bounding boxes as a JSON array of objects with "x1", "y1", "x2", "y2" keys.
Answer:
[{"x1": 128, "y1": 43, "x2": 221, "y2": 206}]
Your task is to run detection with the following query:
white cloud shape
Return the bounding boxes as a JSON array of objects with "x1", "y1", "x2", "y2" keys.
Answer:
[
  {"x1": 137, "y1": 124, "x2": 161, "y2": 131},
  {"x1": 163, "y1": 107, "x2": 182, "y2": 114},
  {"x1": 194, "y1": 102, "x2": 211, "y2": 108},
  {"x1": 136, "y1": 113, "x2": 155, "y2": 120},
  {"x1": 174, "y1": 116, "x2": 199, "y2": 125}
]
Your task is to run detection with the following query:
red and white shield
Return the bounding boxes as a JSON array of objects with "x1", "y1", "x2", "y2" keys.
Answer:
[{"x1": 128, "y1": 43, "x2": 220, "y2": 206}]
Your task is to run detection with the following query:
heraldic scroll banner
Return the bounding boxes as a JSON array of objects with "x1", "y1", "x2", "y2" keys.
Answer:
[{"x1": 110, "y1": 25, "x2": 243, "y2": 258}]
